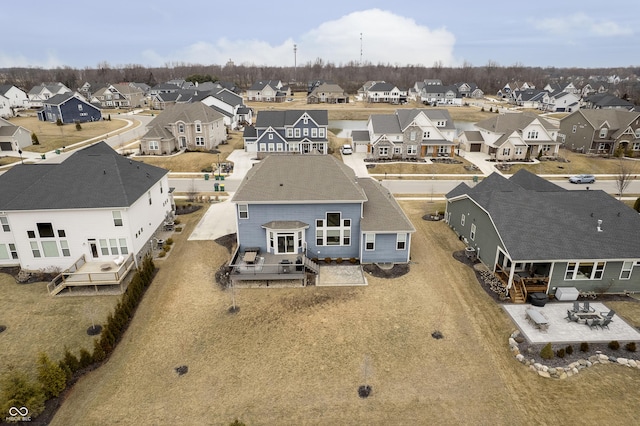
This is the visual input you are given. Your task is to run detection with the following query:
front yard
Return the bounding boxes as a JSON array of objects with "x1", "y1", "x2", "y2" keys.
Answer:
[{"x1": 49, "y1": 201, "x2": 640, "y2": 425}]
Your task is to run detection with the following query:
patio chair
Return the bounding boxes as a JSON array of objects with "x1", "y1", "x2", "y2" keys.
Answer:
[
  {"x1": 582, "y1": 301, "x2": 595, "y2": 313},
  {"x1": 599, "y1": 317, "x2": 613, "y2": 330},
  {"x1": 565, "y1": 310, "x2": 578, "y2": 322},
  {"x1": 572, "y1": 301, "x2": 580, "y2": 312},
  {"x1": 602, "y1": 309, "x2": 615, "y2": 320},
  {"x1": 587, "y1": 318, "x2": 602, "y2": 329}
]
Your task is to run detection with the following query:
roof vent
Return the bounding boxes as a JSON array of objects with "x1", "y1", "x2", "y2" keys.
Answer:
[
  {"x1": 279, "y1": 183, "x2": 283, "y2": 186},
  {"x1": 103, "y1": 170, "x2": 106, "y2": 174},
  {"x1": 597, "y1": 219, "x2": 603, "y2": 232}
]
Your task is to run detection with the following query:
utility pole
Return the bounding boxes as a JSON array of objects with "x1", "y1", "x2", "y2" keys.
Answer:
[
  {"x1": 360, "y1": 33, "x2": 363, "y2": 66},
  {"x1": 293, "y1": 44, "x2": 297, "y2": 82}
]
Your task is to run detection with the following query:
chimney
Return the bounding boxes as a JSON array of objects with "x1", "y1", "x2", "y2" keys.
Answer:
[{"x1": 597, "y1": 219, "x2": 603, "y2": 232}]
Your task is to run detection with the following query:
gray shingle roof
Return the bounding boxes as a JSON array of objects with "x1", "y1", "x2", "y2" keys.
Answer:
[
  {"x1": 144, "y1": 102, "x2": 225, "y2": 139},
  {"x1": 254, "y1": 110, "x2": 328, "y2": 128},
  {"x1": 359, "y1": 178, "x2": 415, "y2": 233},
  {"x1": 475, "y1": 112, "x2": 557, "y2": 133},
  {"x1": 351, "y1": 130, "x2": 370, "y2": 142},
  {"x1": 447, "y1": 170, "x2": 640, "y2": 260},
  {"x1": 0, "y1": 142, "x2": 168, "y2": 210},
  {"x1": 232, "y1": 155, "x2": 366, "y2": 203}
]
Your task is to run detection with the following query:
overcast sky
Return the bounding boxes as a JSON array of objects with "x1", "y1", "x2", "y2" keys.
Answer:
[{"x1": 1, "y1": 0, "x2": 637, "y2": 69}]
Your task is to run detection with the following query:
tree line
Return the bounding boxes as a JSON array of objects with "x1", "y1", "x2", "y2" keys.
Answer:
[{"x1": 1, "y1": 61, "x2": 639, "y2": 102}]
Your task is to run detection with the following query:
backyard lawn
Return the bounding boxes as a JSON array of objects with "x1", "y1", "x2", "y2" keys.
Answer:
[
  {"x1": 49, "y1": 201, "x2": 640, "y2": 425},
  {"x1": 506, "y1": 149, "x2": 640, "y2": 176},
  {"x1": 7, "y1": 116, "x2": 129, "y2": 153}
]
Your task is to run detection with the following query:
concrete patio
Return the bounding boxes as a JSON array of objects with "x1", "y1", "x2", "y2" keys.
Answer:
[{"x1": 503, "y1": 302, "x2": 640, "y2": 344}]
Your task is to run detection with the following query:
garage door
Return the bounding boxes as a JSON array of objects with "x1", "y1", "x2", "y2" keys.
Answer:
[
  {"x1": 354, "y1": 142, "x2": 368, "y2": 153},
  {"x1": 470, "y1": 143, "x2": 482, "y2": 152},
  {"x1": 0, "y1": 142, "x2": 13, "y2": 151}
]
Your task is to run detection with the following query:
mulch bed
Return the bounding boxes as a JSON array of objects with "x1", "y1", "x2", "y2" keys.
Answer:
[
  {"x1": 214, "y1": 233, "x2": 236, "y2": 254},
  {"x1": 452, "y1": 250, "x2": 640, "y2": 367},
  {"x1": 175, "y1": 204, "x2": 203, "y2": 215},
  {"x1": 362, "y1": 263, "x2": 409, "y2": 279}
]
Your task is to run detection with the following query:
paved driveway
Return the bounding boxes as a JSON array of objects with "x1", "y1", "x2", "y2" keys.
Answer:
[{"x1": 340, "y1": 152, "x2": 369, "y2": 177}]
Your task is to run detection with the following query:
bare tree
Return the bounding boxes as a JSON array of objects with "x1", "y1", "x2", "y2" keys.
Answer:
[{"x1": 615, "y1": 158, "x2": 637, "y2": 200}]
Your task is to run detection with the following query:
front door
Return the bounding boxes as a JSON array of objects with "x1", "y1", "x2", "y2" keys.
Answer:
[
  {"x1": 277, "y1": 234, "x2": 295, "y2": 254},
  {"x1": 88, "y1": 239, "x2": 99, "y2": 258}
]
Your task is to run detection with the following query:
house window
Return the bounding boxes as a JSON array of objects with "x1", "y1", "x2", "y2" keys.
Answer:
[
  {"x1": 9, "y1": 243, "x2": 18, "y2": 259},
  {"x1": 58, "y1": 230, "x2": 66, "y2": 237},
  {"x1": 394, "y1": 146, "x2": 402, "y2": 155},
  {"x1": 268, "y1": 133, "x2": 273, "y2": 140},
  {"x1": 343, "y1": 229, "x2": 351, "y2": 245},
  {"x1": 37, "y1": 223, "x2": 54, "y2": 238},
  {"x1": 149, "y1": 141, "x2": 159, "y2": 150},
  {"x1": 410, "y1": 131, "x2": 417, "y2": 141},
  {"x1": 303, "y1": 128, "x2": 309, "y2": 136},
  {"x1": 195, "y1": 122, "x2": 202, "y2": 133},
  {"x1": 396, "y1": 233, "x2": 406, "y2": 250},
  {"x1": 407, "y1": 145, "x2": 417, "y2": 155},
  {"x1": 316, "y1": 213, "x2": 351, "y2": 246},
  {"x1": 470, "y1": 223, "x2": 476, "y2": 241},
  {"x1": 0, "y1": 216, "x2": 9, "y2": 232},
  {"x1": 268, "y1": 143, "x2": 275, "y2": 151},
  {"x1": 565, "y1": 262, "x2": 606, "y2": 280},
  {"x1": 635, "y1": 129, "x2": 640, "y2": 138},
  {"x1": 178, "y1": 124, "x2": 185, "y2": 133},
  {"x1": 438, "y1": 146, "x2": 449, "y2": 155},
  {"x1": 99, "y1": 239, "x2": 109, "y2": 255},
  {"x1": 316, "y1": 229, "x2": 323, "y2": 246},
  {"x1": 572, "y1": 125, "x2": 577, "y2": 133},
  {"x1": 113, "y1": 211, "x2": 123, "y2": 226},
  {"x1": 119, "y1": 238, "x2": 129, "y2": 255},
  {"x1": 515, "y1": 147, "x2": 524, "y2": 156},
  {"x1": 287, "y1": 128, "x2": 293, "y2": 138},
  {"x1": 311, "y1": 128, "x2": 317, "y2": 138},
  {"x1": 30, "y1": 241, "x2": 41, "y2": 258},
  {"x1": 0, "y1": 244, "x2": 8, "y2": 260},
  {"x1": 542, "y1": 144, "x2": 551, "y2": 152},
  {"x1": 620, "y1": 261, "x2": 634, "y2": 279},
  {"x1": 276, "y1": 144, "x2": 283, "y2": 151},
  {"x1": 527, "y1": 130, "x2": 539, "y2": 139},
  {"x1": 423, "y1": 131, "x2": 430, "y2": 139},
  {"x1": 327, "y1": 212, "x2": 341, "y2": 227},
  {"x1": 599, "y1": 128, "x2": 608, "y2": 138},
  {"x1": 109, "y1": 239, "x2": 119, "y2": 255},
  {"x1": 461, "y1": 214, "x2": 466, "y2": 226},
  {"x1": 148, "y1": 191, "x2": 152, "y2": 205},
  {"x1": 294, "y1": 128, "x2": 301, "y2": 138},
  {"x1": 27, "y1": 230, "x2": 36, "y2": 238},
  {"x1": 195, "y1": 137, "x2": 205, "y2": 146},
  {"x1": 78, "y1": 104, "x2": 83, "y2": 111},
  {"x1": 319, "y1": 128, "x2": 325, "y2": 138},
  {"x1": 379, "y1": 147, "x2": 389, "y2": 156},
  {"x1": 238, "y1": 204, "x2": 248, "y2": 219},
  {"x1": 633, "y1": 142, "x2": 640, "y2": 151},
  {"x1": 365, "y1": 233, "x2": 375, "y2": 251},
  {"x1": 60, "y1": 240, "x2": 70, "y2": 257},
  {"x1": 502, "y1": 148, "x2": 510, "y2": 156}
]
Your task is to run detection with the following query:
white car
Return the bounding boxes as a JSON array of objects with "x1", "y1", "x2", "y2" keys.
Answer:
[{"x1": 340, "y1": 144, "x2": 353, "y2": 155}]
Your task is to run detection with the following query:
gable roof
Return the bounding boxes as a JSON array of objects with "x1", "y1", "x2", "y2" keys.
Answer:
[
  {"x1": 447, "y1": 170, "x2": 640, "y2": 260},
  {"x1": 146, "y1": 102, "x2": 225, "y2": 131},
  {"x1": 475, "y1": 112, "x2": 557, "y2": 134},
  {"x1": 254, "y1": 110, "x2": 328, "y2": 128},
  {"x1": 567, "y1": 110, "x2": 640, "y2": 134},
  {"x1": 0, "y1": 142, "x2": 167, "y2": 210},
  {"x1": 358, "y1": 178, "x2": 415, "y2": 233},
  {"x1": 368, "y1": 82, "x2": 398, "y2": 92},
  {"x1": 232, "y1": 155, "x2": 367, "y2": 203}
]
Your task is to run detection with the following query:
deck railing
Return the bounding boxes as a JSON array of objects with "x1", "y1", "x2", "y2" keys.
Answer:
[{"x1": 47, "y1": 253, "x2": 135, "y2": 295}]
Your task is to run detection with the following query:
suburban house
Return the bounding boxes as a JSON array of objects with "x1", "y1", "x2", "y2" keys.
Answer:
[
  {"x1": 307, "y1": 83, "x2": 349, "y2": 104},
  {"x1": 362, "y1": 81, "x2": 406, "y2": 104},
  {"x1": 91, "y1": 83, "x2": 145, "y2": 108},
  {"x1": 0, "y1": 117, "x2": 32, "y2": 152},
  {"x1": 464, "y1": 112, "x2": 560, "y2": 161},
  {"x1": 408, "y1": 79, "x2": 442, "y2": 101},
  {"x1": 419, "y1": 84, "x2": 463, "y2": 106},
  {"x1": 0, "y1": 142, "x2": 174, "y2": 295},
  {"x1": 245, "y1": 80, "x2": 291, "y2": 102},
  {"x1": 0, "y1": 85, "x2": 28, "y2": 110},
  {"x1": 558, "y1": 109, "x2": 640, "y2": 155},
  {"x1": 510, "y1": 89, "x2": 547, "y2": 109},
  {"x1": 543, "y1": 81, "x2": 580, "y2": 95},
  {"x1": 36, "y1": 93, "x2": 102, "y2": 124},
  {"x1": 364, "y1": 108, "x2": 456, "y2": 159},
  {"x1": 140, "y1": 102, "x2": 226, "y2": 155},
  {"x1": 582, "y1": 93, "x2": 635, "y2": 110},
  {"x1": 455, "y1": 82, "x2": 484, "y2": 99},
  {"x1": 0, "y1": 93, "x2": 10, "y2": 118},
  {"x1": 540, "y1": 91, "x2": 581, "y2": 112},
  {"x1": 242, "y1": 109, "x2": 328, "y2": 157},
  {"x1": 27, "y1": 83, "x2": 72, "y2": 108},
  {"x1": 229, "y1": 154, "x2": 415, "y2": 285},
  {"x1": 445, "y1": 169, "x2": 640, "y2": 302},
  {"x1": 197, "y1": 88, "x2": 251, "y2": 129}
]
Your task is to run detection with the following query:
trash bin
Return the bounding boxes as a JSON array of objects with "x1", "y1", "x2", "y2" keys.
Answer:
[
  {"x1": 55, "y1": 149, "x2": 60, "y2": 154},
  {"x1": 213, "y1": 183, "x2": 219, "y2": 192},
  {"x1": 219, "y1": 175, "x2": 225, "y2": 181},
  {"x1": 219, "y1": 184, "x2": 225, "y2": 191},
  {"x1": 41, "y1": 154, "x2": 46, "y2": 159},
  {"x1": 473, "y1": 175, "x2": 478, "y2": 183},
  {"x1": 204, "y1": 174, "x2": 209, "y2": 181}
]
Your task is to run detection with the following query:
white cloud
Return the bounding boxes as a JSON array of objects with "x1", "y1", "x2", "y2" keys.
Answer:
[
  {"x1": 534, "y1": 13, "x2": 632, "y2": 37},
  {"x1": 141, "y1": 9, "x2": 456, "y2": 67},
  {"x1": 0, "y1": 51, "x2": 63, "y2": 68}
]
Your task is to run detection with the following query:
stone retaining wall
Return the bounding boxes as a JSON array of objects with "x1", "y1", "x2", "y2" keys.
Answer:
[{"x1": 509, "y1": 330, "x2": 640, "y2": 379}]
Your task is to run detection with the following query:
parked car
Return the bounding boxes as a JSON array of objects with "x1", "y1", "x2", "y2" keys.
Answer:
[
  {"x1": 340, "y1": 144, "x2": 353, "y2": 155},
  {"x1": 569, "y1": 174, "x2": 596, "y2": 184}
]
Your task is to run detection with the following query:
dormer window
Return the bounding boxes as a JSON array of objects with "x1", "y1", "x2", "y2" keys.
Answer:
[
  {"x1": 178, "y1": 123, "x2": 185, "y2": 133},
  {"x1": 599, "y1": 128, "x2": 608, "y2": 138},
  {"x1": 195, "y1": 122, "x2": 202, "y2": 133}
]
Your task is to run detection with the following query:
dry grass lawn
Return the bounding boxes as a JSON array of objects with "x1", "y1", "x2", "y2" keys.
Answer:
[
  {"x1": 508, "y1": 149, "x2": 638, "y2": 176},
  {"x1": 0, "y1": 274, "x2": 120, "y2": 384},
  {"x1": 7, "y1": 116, "x2": 129, "y2": 153},
  {"x1": 369, "y1": 158, "x2": 477, "y2": 175},
  {"x1": 0, "y1": 156, "x2": 20, "y2": 166},
  {"x1": 50, "y1": 202, "x2": 640, "y2": 425}
]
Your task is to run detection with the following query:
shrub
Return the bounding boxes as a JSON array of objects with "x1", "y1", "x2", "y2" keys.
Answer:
[
  {"x1": 634, "y1": 197, "x2": 640, "y2": 213},
  {"x1": 166, "y1": 238, "x2": 174, "y2": 245},
  {"x1": 175, "y1": 226, "x2": 183, "y2": 232},
  {"x1": 173, "y1": 218, "x2": 181, "y2": 225},
  {"x1": 79, "y1": 348, "x2": 93, "y2": 369},
  {"x1": 158, "y1": 250, "x2": 167, "y2": 258},
  {"x1": 62, "y1": 347, "x2": 81, "y2": 373},
  {"x1": 56, "y1": 118, "x2": 63, "y2": 126},
  {"x1": 565, "y1": 345, "x2": 574, "y2": 355},
  {"x1": 580, "y1": 342, "x2": 589, "y2": 352},
  {"x1": 625, "y1": 342, "x2": 637, "y2": 352},
  {"x1": 92, "y1": 338, "x2": 106, "y2": 362},
  {"x1": 608, "y1": 340, "x2": 620, "y2": 350},
  {"x1": 324, "y1": 257, "x2": 332, "y2": 264},
  {"x1": 37, "y1": 352, "x2": 68, "y2": 398},
  {"x1": 556, "y1": 348, "x2": 565, "y2": 358},
  {"x1": 75, "y1": 121, "x2": 82, "y2": 131},
  {"x1": 163, "y1": 244, "x2": 171, "y2": 252},
  {"x1": 336, "y1": 257, "x2": 343, "y2": 264},
  {"x1": 31, "y1": 132, "x2": 40, "y2": 145},
  {"x1": 540, "y1": 343, "x2": 554, "y2": 360},
  {"x1": 349, "y1": 257, "x2": 357, "y2": 264},
  {"x1": 0, "y1": 370, "x2": 46, "y2": 419}
]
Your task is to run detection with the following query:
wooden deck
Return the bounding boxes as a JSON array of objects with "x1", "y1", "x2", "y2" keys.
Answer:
[
  {"x1": 47, "y1": 254, "x2": 136, "y2": 296},
  {"x1": 495, "y1": 264, "x2": 550, "y2": 304},
  {"x1": 230, "y1": 251, "x2": 319, "y2": 286}
]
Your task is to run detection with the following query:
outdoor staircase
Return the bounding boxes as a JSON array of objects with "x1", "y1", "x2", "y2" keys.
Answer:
[
  {"x1": 510, "y1": 280, "x2": 526, "y2": 303},
  {"x1": 303, "y1": 256, "x2": 320, "y2": 274}
]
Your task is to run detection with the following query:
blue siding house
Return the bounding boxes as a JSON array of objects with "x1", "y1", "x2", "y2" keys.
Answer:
[
  {"x1": 37, "y1": 93, "x2": 102, "y2": 124},
  {"x1": 243, "y1": 110, "x2": 329, "y2": 157},
  {"x1": 230, "y1": 155, "x2": 415, "y2": 285}
]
